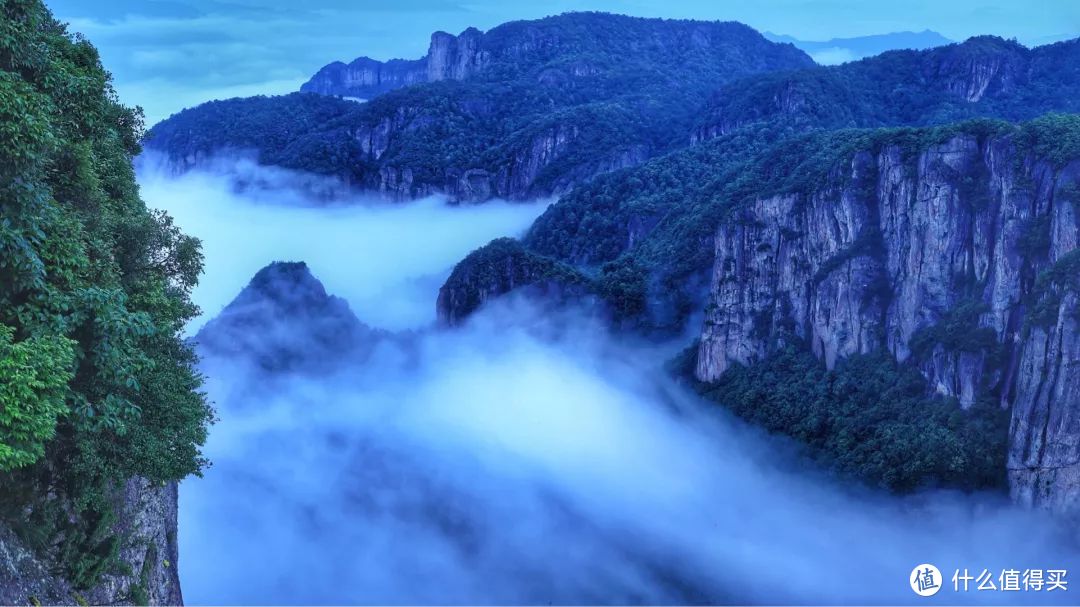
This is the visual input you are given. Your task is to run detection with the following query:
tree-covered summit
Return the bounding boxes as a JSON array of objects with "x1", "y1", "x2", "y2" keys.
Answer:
[
  {"x1": 145, "y1": 12, "x2": 813, "y2": 201},
  {"x1": 693, "y1": 35, "x2": 1080, "y2": 140}
]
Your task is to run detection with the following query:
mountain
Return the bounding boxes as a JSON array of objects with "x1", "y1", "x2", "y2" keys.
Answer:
[
  {"x1": 196, "y1": 262, "x2": 383, "y2": 373},
  {"x1": 763, "y1": 30, "x2": 952, "y2": 64},
  {"x1": 693, "y1": 36, "x2": 1080, "y2": 141},
  {"x1": 0, "y1": 0, "x2": 211, "y2": 603},
  {"x1": 301, "y1": 57, "x2": 427, "y2": 100},
  {"x1": 439, "y1": 114, "x2": 1080, "y2": 504},
  {"x1": 145, "y1": 12, "x2": 813, "y2": 202}
]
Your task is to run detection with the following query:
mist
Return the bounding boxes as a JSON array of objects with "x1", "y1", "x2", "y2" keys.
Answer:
[
  {"x1": 139, "y1": 161, "x2": 1080, "y2": 605},
  {"x1": 138, "y1": 155, "x2": 548, "y2": 332}
]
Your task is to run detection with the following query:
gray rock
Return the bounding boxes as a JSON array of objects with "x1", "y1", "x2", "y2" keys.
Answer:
[
  {"x1": 0, "y1": 479, "x2": 182, "y2": 606},
  {"x1": 693, "y1": 134, "x2": 1079, "y2": 512}
]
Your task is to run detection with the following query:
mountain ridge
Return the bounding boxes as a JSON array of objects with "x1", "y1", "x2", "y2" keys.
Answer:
[
  {"x1": 145, "y1": 12, "x2": 813, "y2": 202},
  {"x1": 437, "y1": 114, "x2": 1080, "y2": 506}
]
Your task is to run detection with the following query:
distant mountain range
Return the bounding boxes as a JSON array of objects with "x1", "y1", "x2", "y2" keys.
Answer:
[{"x1": 764, "y1": 30, "x2": 953, "y2": 63}]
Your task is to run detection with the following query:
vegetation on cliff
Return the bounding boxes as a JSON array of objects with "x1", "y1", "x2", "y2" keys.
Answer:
[
  {"x1": 671, "y1": 345, "x2": 1008, "y2": 493},
  {"x1": 0, "y1": 0, "x2": 212, "y2": 588},
  {"x1": 509, "y1": 115, "x2": 1079, "y2": 331},
  {"x1": 694, "y1": 36, "x2": 1080, "y2": 138},
  {"x1": 145, "y1": 13, "x2": 813, "y2": 198}
]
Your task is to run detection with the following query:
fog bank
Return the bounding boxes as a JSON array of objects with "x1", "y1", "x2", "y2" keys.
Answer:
[
  {"x1": 138, "y1": 158, "x2": 548, "y2": 332},
  {"x1": 139, "y1": 162, "x2": 1080, "y2": 605}
]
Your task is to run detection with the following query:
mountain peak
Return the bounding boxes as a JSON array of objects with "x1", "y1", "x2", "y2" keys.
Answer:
[{"x1": 196, "y1": 261, "x2": 380, "y2": 372}]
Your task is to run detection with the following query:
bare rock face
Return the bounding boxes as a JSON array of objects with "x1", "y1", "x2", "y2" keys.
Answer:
[
  {"x1": 301, "y1": 57, "x2": 427, "y2": 99},
  {"x1": 693, "y1": 133, "x2": 1079, "y2": 513},
  {"x1": 427, "y1": 28, "x2": 486, "y2": 81},
  {"x1": 1009, "y1": 264, "x2": 1080, "y2": 513},
  {"x1": 0, "y1": 479, "x2": 182, "y2": 606}
]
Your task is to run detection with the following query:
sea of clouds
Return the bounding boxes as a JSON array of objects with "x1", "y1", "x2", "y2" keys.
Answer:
[{"x1": 138, "y1": 160, "x2": 1080, "y2": 605}]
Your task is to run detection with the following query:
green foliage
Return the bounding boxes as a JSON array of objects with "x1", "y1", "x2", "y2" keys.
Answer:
[
  {"x1": 909, "y1": 300, "x2": 999, "y2": 360},
  {"x1": 0, "y1": 324, "x2": 74, "y2": 469},
  {"x1": 685, "y1": 345, "x2": 1008, "y2": 492},
  {"x1": 696, "y1": 37, "x2": 1080, "y2": 136},
  {"x1": 0, "y1": 0, "x2": 212, "y2": 589},
  {"x1": 146, "y1": 14, "x2": 813, "y2": 197},
  {"x1": 440, "y1": 238, "x2": 593, "y2": 321},
  {"x1": 1017, "y1": 113, "x2": 1080, "y2": 168},
  {"x1": 1027, "y1": 249, "x2": 1080, "y2": 328}
]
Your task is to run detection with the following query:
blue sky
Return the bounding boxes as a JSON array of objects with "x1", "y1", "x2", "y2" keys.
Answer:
[{"x1": 49, "y1": 0, "x2": 1079, "y2": 124}]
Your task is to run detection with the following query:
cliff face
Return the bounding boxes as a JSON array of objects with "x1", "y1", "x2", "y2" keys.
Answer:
[
  {"x1": 692, "y1": 133, "x2": 1079, "y2": 513},
  {"x1": 1008, "y1": 253, "x2": 1080, "y2": 512},
  {"x1": 300, "y1": 57, "x2": 427, "y2": 99},
  {"x1": 0, "y1": 479, "x2": 181, "y2": 606}
]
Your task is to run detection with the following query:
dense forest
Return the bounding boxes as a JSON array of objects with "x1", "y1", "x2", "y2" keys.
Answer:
[
  {"x1": 669, "y1": 344, "x2": 1008, "y2": 492},
  {"x1": 694, "y1": 35, "x2": 1080, "y2": 139},
  {"x1": 145, "y1": 13, "x2": 814, "y2": 199},
  {"x1": 0, "y1": 0, "x2": 211, "y2": 591}
]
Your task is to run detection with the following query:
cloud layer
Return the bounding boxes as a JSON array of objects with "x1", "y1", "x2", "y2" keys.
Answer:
[
  {"x1": 148, "y1": 161, "x2": 1080, "y2": 605},
  {"x1": 138, "y1": 156, "x2": 547, "y2": 332}
]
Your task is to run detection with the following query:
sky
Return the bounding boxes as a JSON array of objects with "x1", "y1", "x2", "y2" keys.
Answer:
[{"x1": 51, "y1": 0, "x2": 1080, "y2": 126}]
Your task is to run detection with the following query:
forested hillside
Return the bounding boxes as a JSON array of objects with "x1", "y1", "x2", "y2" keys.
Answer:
[
  {"x1": 0, "y1": 1, "x2": 211, "y2": 602},
  {"x1": 144, "y1": 13, "x2": 814, "y2": 201},
  {"x1": 440, "y1": 115, "x2": 1080, "y2": 499},
  {"x1": 693, "y1": 36, "x2": 1080, "y2": 140}
]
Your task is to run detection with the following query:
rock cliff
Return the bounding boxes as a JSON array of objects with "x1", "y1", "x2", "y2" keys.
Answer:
[
  {"x1": 301, "y1": 57, "x2": 427, "y2": 99},
  {"x1": 690, "y1": 131, "x2": 1079, "y2": 513},
  {"x1": 0, "y1": 479, "x2": 182, "y2": 606}
]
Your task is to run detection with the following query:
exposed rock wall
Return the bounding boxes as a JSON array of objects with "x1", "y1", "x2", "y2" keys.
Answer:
[
  {"x1": 1009, "y1": 263, "x2": 1080, "y2": 513},
  {"x1": 301, "y1": 57, "x2": 427, "y2": 99},
  {"x1": 693, "y1": 133, "x2": 1079, "y2": 513},
  {"x1": 0, "y1": 479, "x2": 182, "y2": 606}
]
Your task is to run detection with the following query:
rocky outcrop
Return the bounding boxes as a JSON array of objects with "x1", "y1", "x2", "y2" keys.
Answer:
[
  {"x1": 0, "y1": 479, "x2": 182, "y2": 606},
  {"x1": 1008, "y1": 252, "x2": 1080, "y2": 513},
  {"x1": 427, "y1": 28, "x2": 486, "y2": 81},
  {"x1": 301, "y1": 57, "x2": 427, "y2": 99},
  {"x1": 298, "y1": 27, "x2": 486, "y2": 99},
  {"x1": 196, "y1": 261, "x2": 382, "y2": 372},
  {"x1": 692, "y1": 132, "x2": 1079, "y2": 513}
]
